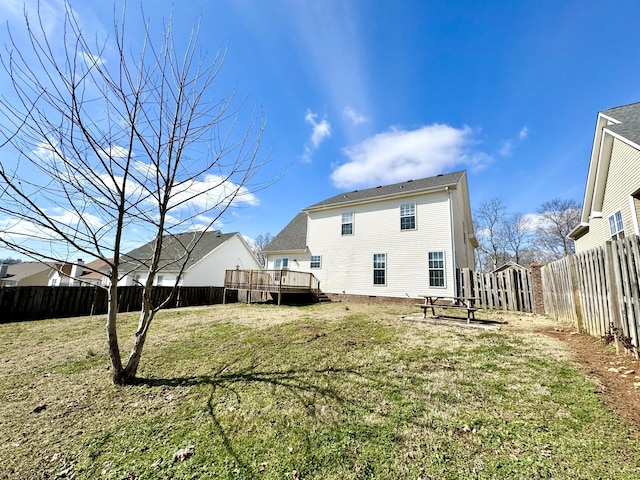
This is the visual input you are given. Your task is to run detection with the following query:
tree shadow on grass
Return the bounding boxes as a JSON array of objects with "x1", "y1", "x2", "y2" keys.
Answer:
[{"x1": 136, "y1": 363, "x2": 361, "y2": 476}]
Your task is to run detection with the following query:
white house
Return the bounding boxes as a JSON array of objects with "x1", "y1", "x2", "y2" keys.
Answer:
[
  {"x1": 569, "y1": 102, "x2": 640, "y2": 252},
  {"x1": 264, "y1": 170, "x2": 477, "y2": 299},
  {"x1": 119, "y1": 230, "x2": 262, "y2": 287}
]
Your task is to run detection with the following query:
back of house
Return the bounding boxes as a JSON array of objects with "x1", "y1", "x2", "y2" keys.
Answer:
[{"x1": 265, "y1": 170, "x2": 477, "y2": 299}]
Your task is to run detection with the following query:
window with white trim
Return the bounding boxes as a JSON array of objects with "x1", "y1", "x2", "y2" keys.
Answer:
[
  {"x1": 341, "y1": 211, "x2": 354, "y2": 235},
  {"x1": 428, "y1": 251, "x2": 445, "y2": 288},
  {"x1": 609, "y1": 211, "x2": 625, "y2": 240},
  {"x1": 156, "y1": 275, "x2": 164, "y2": 286},
  {"x1": 373, "y1": 253, "x2": 386, "y2": 285},
  {"x1": 310, "y1": 255, "x2": 321, "y2": 269},
  {"x1": 400, "y1": 202, "x2": 416, "y2": 230},
  {"x1": 274, "y1": 258, "x2": 289, "y2": 270}
]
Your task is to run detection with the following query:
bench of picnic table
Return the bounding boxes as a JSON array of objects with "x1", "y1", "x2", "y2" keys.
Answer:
[{"x1": 415, "y1": 296, "x2": 480, "y2": 323}]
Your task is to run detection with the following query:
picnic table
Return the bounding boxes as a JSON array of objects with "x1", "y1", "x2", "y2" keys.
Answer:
[{"x1": 416, "y1": 295, "x2": 480, "y2": 323}]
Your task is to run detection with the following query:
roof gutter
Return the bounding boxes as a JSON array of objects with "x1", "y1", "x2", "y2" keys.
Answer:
[{"x1": 303, "y1": 184, "x2": 458, "y2": 212}]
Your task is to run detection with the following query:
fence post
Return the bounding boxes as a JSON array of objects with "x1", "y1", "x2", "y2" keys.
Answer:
[
  {"x1": 604, "y1": 241, "x2": 624, "y2": 354},
  {"x1": 568, "y1": 255, "x2": 584, "y2": 332}
]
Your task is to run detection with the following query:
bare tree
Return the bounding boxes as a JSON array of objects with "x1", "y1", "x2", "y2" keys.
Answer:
[
  {"x1": 536, "y1": 198, "x2": 581, "y2": 259},
  {"x1": 0, "y1": 4, "x2": 267, "y2": 384},
  {"x1": 474, "y1": 197, "x2": 509, "y2": 271},
  {"x1": 500, "y1": 212, "x2": 533, "y2": 265},
  {"x1": 251, "y1": 233, "x2": 273, "y2": 267}
]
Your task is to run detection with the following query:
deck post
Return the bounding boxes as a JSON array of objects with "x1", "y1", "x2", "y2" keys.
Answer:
[{"x1": 278, "y1": 271, "x2": 283, "y2": 306}]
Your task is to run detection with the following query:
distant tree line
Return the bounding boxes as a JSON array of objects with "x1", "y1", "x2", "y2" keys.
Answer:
[{"x1": 474, "y1": 197, "x2": 581, "y2": 272}]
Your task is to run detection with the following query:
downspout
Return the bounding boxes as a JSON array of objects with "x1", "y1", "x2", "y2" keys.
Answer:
[{"x1": 447, "y1": 186, "x2": 458, "y2": 296}]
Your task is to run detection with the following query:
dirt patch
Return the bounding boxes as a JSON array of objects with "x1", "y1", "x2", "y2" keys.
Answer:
[{"x1": 544, "y1": 327, "x2": 640, "y2": 432}]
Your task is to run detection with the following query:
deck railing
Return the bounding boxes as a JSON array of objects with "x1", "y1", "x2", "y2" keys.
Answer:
[{"x1": 224, "y1": 269, "x2": 321, "y2": 304}]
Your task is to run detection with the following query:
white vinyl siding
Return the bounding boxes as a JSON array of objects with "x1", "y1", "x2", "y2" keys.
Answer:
[{"x1": 306, "y1": 191, "x2": 457, "y2": 298}]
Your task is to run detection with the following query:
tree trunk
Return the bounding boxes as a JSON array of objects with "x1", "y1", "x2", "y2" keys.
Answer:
[{"x1": 106, "y1": 281, "x2": 125, "y2": 384}]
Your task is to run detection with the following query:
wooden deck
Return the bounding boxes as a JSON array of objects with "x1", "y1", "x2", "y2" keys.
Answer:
[{"x1": 223, "y1": 269, "x2": 321, "y2": 305}]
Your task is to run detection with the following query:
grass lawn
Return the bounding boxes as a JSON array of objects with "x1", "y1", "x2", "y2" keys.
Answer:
[{"x1": 1, "y1": 302, "x2": 638, "y2": 479}]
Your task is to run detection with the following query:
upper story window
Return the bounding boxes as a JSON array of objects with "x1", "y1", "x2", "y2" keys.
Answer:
[
  {"x1": 428, "y1": 251, "x2": 445, "y2": 288},
  {"x1": 342, "y1": 211, "x2": 354, "y2": 236},
  {"x1": 400, "y1": 202, "x2": 416, "y2": 230},
  {"x1": 310, "y1": 255, "x2": 321, "y2": 269},
  {"x1": 609, "y1": 210, "x2": 625, "y2": 240}
]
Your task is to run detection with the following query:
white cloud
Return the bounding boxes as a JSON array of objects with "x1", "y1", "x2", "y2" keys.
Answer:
[
  {"x1": 300, "y1": 109, "x2": 332, "y2": 162},
  {"x1": 168, "y1": 174, "x2": 259, "y2": 212},
  {"x1": 305, "y1": 109, "x2": 331, "y2": 147},
  {"x1": 519, "y1": 127, "x2": 528, "y2": 139},
  {"x1": 499, "y1": 126, "x2": 529, "y2": 157},
  {"x1": 343, "y1": 106, "x2": 367, "y2": 125},
  {"x1": 331, "y1": 124, "x2": 490, "y2": 189}
]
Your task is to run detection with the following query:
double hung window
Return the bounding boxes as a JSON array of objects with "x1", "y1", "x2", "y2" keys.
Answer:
[
  {"x1": 400, "y1": 202, "x2": 416, "y2": 230},
  {"x1": 373, "y1": 253, "x2": 386, "y2": 285},
  {"x1": 428, "y1": 251, "x2": 445, "y2": 287},
  {"x1": 310, "y1": 255, "x2": 321, "y2": 269},
  {"x1": 609, "y1": 211, "x2": 625, "y2": 240},
  {"x1": 342, "y1": 211, "x2": 354, "y2": 235},
  {"x1": 274, "y1": 258, "x2": 289, "y2": 270}
]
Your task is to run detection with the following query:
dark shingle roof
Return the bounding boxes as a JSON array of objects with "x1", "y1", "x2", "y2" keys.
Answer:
[
  {"x1": 263, "y1": 212, "x2": 308, "y2": 253},
  {"x1": 304, "y1": 170, "x2": 465, "y2": 210},
  {"x1": 602, "y1": 102, "x2": 640, "y2": 146},
  {"x1": 121, "y1": 230, "x2": 236, "y2": 271}
]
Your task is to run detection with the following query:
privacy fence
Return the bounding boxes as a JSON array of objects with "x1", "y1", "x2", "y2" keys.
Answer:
[
  {"x1": 0, "y1": 285, "x2": 225, "y2": 323},
  {"x1": 542, "y1": 235, "x2": 640, "y2": 354},
  {"x1": 456, "y1": 267, "x2": 534, "y2": 313}
]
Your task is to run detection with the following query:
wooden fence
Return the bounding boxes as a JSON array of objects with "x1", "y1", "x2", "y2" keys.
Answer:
[
  {"x1": 0, "y1": 285, "x2": 225, "y2": 323},
  {"x1": 457, "y1": 267, "x2": 534, "y2": 312},
  {"x1": 542, "y1": 235, "x2": 640, "y2": 353}
]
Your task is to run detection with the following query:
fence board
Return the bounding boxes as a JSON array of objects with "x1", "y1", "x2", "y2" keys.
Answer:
[
  {"x1": 543, "y1": 235, "x2": 640, "y2": 354},
  {"x1": 0, "y1": 285, "x2": 225, "y2": 323},
  {"x1": 456, "y1": 267, "x2": 533, "y2": 313}
]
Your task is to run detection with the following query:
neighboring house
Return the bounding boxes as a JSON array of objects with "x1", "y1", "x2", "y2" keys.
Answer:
[
  {"x1": 264, "y1": 170, "x2": 477, "y2": 299},
  {"x1": 48, "y1": 258, "x2": 110, "y2": 286},
  {"x1": 119, "y1": 230, "x2": 262, "y2": 287},
  {"x1": 0, "y1": 261, "x2": 53, "y2": 287},
  {"x1": 570, "y1": 102, "x2": 640, "y2": 252},
  {"x1": 491, "y1": 261, "x2": 528, "y2": 274}
]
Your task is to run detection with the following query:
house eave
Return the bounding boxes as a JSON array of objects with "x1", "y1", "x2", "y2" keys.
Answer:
[
  {"x1": 568, "y1": 223, "x2": 589, "y2": 240},
  {"x1": 303, "y1": 184, "x2": 457, "y2": 212}
]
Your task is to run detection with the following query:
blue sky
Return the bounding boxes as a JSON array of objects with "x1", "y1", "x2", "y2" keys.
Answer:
[{"x1": 2, "y1": 0, "x2": 640, "y2": 258}]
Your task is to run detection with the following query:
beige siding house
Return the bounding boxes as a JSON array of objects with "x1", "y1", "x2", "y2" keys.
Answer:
[
  {"x1": 570, "y1": 102, "x2": 640, "y2": 251},
  {"x1": 265, "y1": 171, "x2": 477, "y2": 299},
  {"x1": 0, "y1": 262, "x2": 53, "y2": 287}
]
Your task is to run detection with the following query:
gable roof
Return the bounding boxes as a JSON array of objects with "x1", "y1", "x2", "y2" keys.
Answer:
[
  {"x1": 263, "y1": 212, "x2": 308, "y2": 253},
  {"x1": 601, "y1": 103, "x2": 640, "y2": 147},
  {"x1": 304, "y1": 170, "x2": 466, "y2": 211},
  {"x1": 570, "y1": 102, "x2": 640, "y2": 240},
  {"x1": 0, "y1": 261, "x2": 53, "y2": 282},
  {"x1": 121, "y1": 230, "x2": 237, "y2": 272}
]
